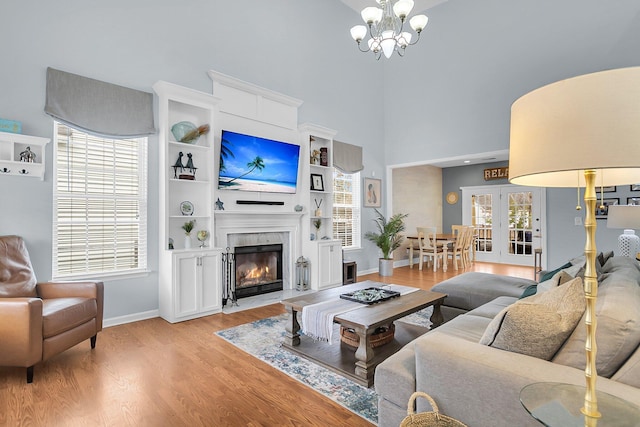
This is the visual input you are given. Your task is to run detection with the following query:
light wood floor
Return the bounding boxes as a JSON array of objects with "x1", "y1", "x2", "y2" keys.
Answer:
[{"x1": 0, "y1": 262, "x2": 533, "y2": 427}]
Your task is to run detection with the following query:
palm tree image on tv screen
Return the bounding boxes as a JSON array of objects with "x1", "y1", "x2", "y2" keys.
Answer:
[{"x1": 218, "y1": 130, "x2": 301, "y2": 194}]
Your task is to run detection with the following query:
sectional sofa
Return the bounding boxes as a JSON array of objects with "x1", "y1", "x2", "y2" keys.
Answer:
[{"x1": 375, "y1": 256, "x2": 640, "y2": 426}]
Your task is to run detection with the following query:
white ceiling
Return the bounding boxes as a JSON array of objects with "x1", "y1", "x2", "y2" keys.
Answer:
[{"x1": 341, "y1": 0, "x2": 449, "y2": 15}]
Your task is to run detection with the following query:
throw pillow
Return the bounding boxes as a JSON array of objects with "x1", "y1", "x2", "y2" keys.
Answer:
[
  {"x1": 539, "y1": 262, "x2": 572, "y2": 282},
  {"x1": 480, "y1": 277, "x2": 585, "y2": 360},
  {"x1": 538, "y1": 270, "x2": 574, "y2": 292},
  {"x1": 519, "y1": 270, "x2": 573, "y2": 299}
]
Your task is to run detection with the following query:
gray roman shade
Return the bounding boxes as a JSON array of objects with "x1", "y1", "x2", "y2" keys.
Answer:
[
  {"x1": 45, "y1": 67, "x2": 155, "y2": 138},
  {"x1": 333, "y1": 140, "x2": 364, "y2": 173}
]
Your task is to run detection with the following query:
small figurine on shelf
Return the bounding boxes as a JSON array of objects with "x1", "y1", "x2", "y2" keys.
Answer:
[
  {"x1": 172, "y1": 152, "x2": 185, "y2": 178},
  {"x1": 179, "y1": 153, "x2": 197, "y2": 180},
  {"x1": 310, "y1": 149, "x2": 320, "y2": 165},
  {"x1": 19, "y1": 146, "x2": 36, "y2": 163},
  {"x1": 185, "y1": 153, "x2": 196, "y2": 173},
  {"x1": 215, "y1": 198, "x2": 225, "y2": 210}
]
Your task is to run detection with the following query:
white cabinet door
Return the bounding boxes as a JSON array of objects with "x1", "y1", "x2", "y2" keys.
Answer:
[
  {"x1": 318, "y1": 240, "x2": 342, "y2": 290},
  {"x1": 172, "y1": 250, "x2": 222, "y2": 321},
  {"x1": 174, "y1": 253, "x2": 199, "y2": 318},
  {"x1": 200, "y1": 250, "x2": 222, "y2": 313}
]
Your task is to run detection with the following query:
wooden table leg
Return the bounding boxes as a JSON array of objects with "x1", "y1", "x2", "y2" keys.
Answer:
[
  {"x1": 442, "y1": 247, "x2": 448, "y2": 272},
  {"x1": 430, "y1": 302, "x2": 444, "y2": 328},
  {"x1": 353, "y1": 326, "x2": 375, "y2": 384},
  {"x1": 409, "y1": 245, "x2": 414, "y2": 268},
  {"x1": 283, "y1": 305, "x2": 300, "y2": 346}
]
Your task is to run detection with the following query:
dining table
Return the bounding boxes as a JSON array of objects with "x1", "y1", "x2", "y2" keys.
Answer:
[{"x1": 406, "y1": 233, "x2": 456, "y2": 271}]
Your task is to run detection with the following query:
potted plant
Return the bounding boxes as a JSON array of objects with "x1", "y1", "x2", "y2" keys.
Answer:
[
  {"x1": 365, "y1": 209, "x2": 408, "y2": 276},
  {"x1": 182, "y1": 220, "x2": 196, "y2": 249}
]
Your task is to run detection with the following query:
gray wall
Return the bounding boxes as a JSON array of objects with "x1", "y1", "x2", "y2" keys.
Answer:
[
  {"x1": 0, "y1": 0, "x2": 384, "y2": 321},
  {"x1": 442, "y1": 161, "x2": 509, "y2": 232},
  {"x1": 1, "y1": 0, "x2": 639, "y2": 321},
  {"x1": 442, "y1": 162, "x2": 637, "y2": 267}
]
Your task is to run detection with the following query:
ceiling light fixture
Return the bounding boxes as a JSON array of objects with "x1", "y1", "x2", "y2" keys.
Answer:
[{"x1": 350, "y1": 0, "x2": 428, "y2": 60}]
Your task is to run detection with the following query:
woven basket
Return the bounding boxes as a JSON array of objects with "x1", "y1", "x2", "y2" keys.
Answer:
[
  {"x1": 399, "y1": 392, "x2": 468, "y2": 427},
  {"x1": 340, "y1": 323, "x2": 395, "y2": 348}
]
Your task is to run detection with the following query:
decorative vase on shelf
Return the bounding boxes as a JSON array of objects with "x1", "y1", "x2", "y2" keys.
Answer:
[{"x1": 184, "y1": 235, "x2": 192, "y2": 249}]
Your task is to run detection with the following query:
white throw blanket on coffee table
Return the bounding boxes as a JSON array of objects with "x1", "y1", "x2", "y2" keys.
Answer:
[{"x1": 301, "y1": 284, "x2": 419, "y2": 344}]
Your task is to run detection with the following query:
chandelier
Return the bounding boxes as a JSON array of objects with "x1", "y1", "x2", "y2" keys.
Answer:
[{"x1": 350, "y1": 0, "x2": 428, "y2": 60}]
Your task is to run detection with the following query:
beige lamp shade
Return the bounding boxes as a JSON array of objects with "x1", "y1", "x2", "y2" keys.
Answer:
[
  {"x1": 509, "y1": 67, "x2": 640, "y2": 187},
  {"x1": 607, "y1": 205, "x2": 640, "y2": 230}
]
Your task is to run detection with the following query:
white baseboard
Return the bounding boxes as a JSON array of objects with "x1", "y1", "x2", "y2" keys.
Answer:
[
  {"x1": 103, "y1": 309, "x2": 159, "y2": 328},
  {"x1": 358, "y1": 259, "x2": 414, "y2": 277},
  {"x1": 357, "y1": 267, "x2": 378, "y2": 276}
]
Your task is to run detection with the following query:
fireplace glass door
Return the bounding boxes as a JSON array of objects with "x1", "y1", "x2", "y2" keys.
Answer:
[{"x1": 234, "y1": 243, "x2": 283, "y2": 298}]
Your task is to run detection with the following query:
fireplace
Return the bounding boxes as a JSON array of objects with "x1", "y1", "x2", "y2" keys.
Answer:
[{"x1": 234, "y1": 243, "x2": 283, "y2": 298}]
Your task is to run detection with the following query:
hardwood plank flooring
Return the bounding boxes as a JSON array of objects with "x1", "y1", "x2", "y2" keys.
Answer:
[{"x1": 0, "y1": 262, "x2": 533, "y2": 427}]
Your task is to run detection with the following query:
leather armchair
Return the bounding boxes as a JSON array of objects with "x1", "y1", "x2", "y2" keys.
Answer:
[{"x1": 0, "y1": 235, "x2": 103, "y2": 383}]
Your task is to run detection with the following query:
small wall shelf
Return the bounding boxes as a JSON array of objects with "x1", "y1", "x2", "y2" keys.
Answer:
[{"x1": 0, "y1": 131, "x2": 50, "y2": 180}]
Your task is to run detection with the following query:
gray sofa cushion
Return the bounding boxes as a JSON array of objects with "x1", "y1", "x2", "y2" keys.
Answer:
[
  {"x1": 431, "y1": 272, "x2": 536, "y2": 312},
  {"x1": 553, "y1": 260, "x2": 640, "y2": 377},
  {"x1": 375, "y1": 344, "x2": 417, "y2": 409},
  {"x1": 612, "y1": 345, "x2": 640, "y2": 388},
  {"x1": 435, "y1": 313, "x2": 493, "y2": 342},
  {"x1": 467, "y1": 296, "x2": 517, "y2": 319}
]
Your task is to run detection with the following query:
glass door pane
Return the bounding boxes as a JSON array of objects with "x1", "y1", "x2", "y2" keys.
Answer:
[
  {"x1": 472, "y1": 193, "x2": 494, "y2": 255},
  {"x1": 508, "y1": 191, "x2": 533, "y2": 256}
]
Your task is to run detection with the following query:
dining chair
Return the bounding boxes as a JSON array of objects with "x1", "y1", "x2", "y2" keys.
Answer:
[
  {"x1": 447, "y1": 226, "x2": 471, "y2": 270},
  {"x1": 462, "y1": 226, "x2": 475, "y2": 266},
  {"x1": 417, "y1": 227, "x2": 445, "y2": 272}
]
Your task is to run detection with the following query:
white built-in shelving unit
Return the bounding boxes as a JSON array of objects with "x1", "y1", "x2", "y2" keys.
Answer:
[
  {"x1": 0, "y1": 131, "x2": 50, "y2": 180},
  {"x1": 299, "y1": 123, "x2": 343, "y2": 290},
  {"x1": 153, "y1": 81, "x2": 223, "y2": 323}
]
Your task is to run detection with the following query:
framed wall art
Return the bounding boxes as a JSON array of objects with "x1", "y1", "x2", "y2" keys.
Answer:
[
  {"x1": 310, "y1": 173, "x2": 324, "y2": 191},
  {"x1": 595, "y1": 197, "x2": 619, "y2": 219},
  {"x1": 364, "y1": 177, "x2": 382, "y2": 208},
  {"x1": 627, "y1": 197, "x2": 640, "y2": 205}
]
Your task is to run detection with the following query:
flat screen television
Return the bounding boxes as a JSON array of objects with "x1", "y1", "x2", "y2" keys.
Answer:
[{"x1": 217, "y1": 130, "x2": 301, "y2": 194}]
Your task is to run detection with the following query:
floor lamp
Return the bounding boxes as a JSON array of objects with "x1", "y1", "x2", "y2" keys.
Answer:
[{"x1": 509, "y1": 67, "x2": 640, "y2": 425}]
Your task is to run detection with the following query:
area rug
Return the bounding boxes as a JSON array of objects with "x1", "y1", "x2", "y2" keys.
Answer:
[{"x1": 215, "y1": 306, "x2": 433, "y2": 425}]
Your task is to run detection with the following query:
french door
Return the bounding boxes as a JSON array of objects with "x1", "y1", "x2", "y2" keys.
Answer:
[{"x1": 461, "y1": 185, "x2": 546, "y2": 266}]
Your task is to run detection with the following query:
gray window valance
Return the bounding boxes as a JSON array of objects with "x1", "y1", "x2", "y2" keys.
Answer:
[
  {"x1": 333, "y1": 140, "x2": 364, "y2": 173},
  {"x1": 45, "y1": 67, "x2": 155, "y2": 138}
]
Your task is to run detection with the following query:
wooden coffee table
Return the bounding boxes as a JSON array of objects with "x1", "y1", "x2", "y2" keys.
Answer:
[{"x1": 281, "y1": 282, "x2": 446, "y2": 387}]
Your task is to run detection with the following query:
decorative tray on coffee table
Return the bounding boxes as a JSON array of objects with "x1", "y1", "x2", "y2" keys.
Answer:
[{"x1": 340, "y1": 287, "x2": 401, "y2": 305}]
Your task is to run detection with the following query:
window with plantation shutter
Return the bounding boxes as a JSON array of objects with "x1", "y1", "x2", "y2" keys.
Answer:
[
  {"x1": 53, "y1": 122, "x2": 148, "y2": 279},
  {"x1": 333, "y1": 170, "x2": 361, "y2": 249}
]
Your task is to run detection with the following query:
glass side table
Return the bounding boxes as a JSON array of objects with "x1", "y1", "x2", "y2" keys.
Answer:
[{"x1": 520, "y1": 382, "x2": 640, "y2": 427}]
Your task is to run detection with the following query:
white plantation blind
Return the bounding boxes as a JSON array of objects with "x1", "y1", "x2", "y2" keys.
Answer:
[
  {"x1": 53, "y1": 123, "x2": 148, "y2": 279},
  {"x1": 333, "y1": 170, "x2": 361, "y2": 249}
]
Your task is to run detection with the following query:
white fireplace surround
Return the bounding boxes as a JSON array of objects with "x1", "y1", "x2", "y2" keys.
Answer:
[{"x1": 215, "y1": 212, "x2": 303, "y2": 291}]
